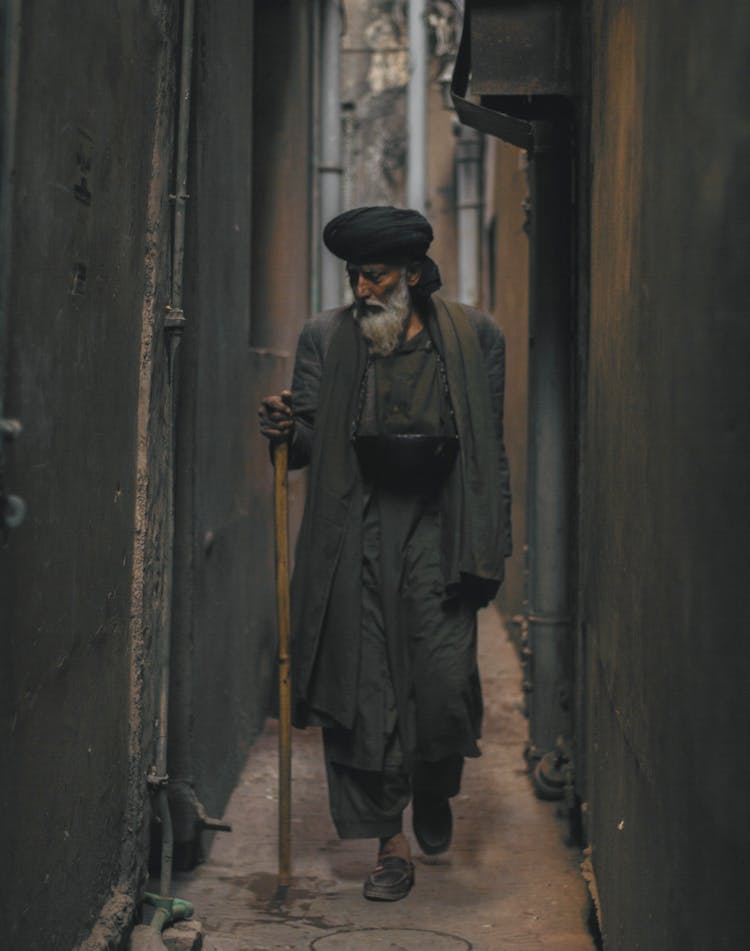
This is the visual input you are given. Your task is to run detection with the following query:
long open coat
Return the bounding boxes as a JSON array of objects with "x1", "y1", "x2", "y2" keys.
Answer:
[{"x1": 286, "y1": 297, "x2": 512, "y2": 732}]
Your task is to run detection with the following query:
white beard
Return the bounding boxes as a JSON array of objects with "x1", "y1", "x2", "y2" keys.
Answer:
[{"x1": 355, "y1": 273, "x2": 411, "y2": 357}]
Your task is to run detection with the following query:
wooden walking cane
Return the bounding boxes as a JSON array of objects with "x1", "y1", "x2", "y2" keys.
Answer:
[{"x1": 273, "y1": 440, "x2": 292, "y2": 900}]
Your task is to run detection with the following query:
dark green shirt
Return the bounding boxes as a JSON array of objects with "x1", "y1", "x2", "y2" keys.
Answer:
[
  {"x1": 355, "y1": 328, "x2": 456, "y2": 439},
  {"x1": 376, "y1": 328, "x2": 449, "y2": 435}
]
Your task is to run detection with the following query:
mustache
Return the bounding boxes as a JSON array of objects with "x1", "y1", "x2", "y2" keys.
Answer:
[{"x1": 358, "y1": 299, "x2": 386, "y2": 314}]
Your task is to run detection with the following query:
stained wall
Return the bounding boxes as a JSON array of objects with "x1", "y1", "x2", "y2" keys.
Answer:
[
  {"x1": 582, "y1": 1, "x2": 750, "y2": 945},
  {"x1": 0, "y1": 1, "x2": 177, "y2": 947}
]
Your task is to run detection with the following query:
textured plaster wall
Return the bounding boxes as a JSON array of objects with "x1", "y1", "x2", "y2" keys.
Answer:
[
  {"x1": 0, "y1": 1, "x2": 176, "y2": 947},
  {"x1": 171, "y1": 0, "x2": 313, "y2": 830},
  {"x1": 583, "y1": 1, "x2": 750, "y2": 946}
]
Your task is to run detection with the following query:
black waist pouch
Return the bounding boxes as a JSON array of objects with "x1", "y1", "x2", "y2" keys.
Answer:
[{"x1": 352, "y1": 433, "x2": 459, "y2": 494}]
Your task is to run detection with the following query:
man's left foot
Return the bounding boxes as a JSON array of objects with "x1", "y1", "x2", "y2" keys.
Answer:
[{"x1": 413, "y1": 794, "x2": 452, "y2": 855}]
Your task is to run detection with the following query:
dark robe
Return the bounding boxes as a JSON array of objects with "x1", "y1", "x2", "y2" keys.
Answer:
[{"x1": 287, "y1": 297, "x2": 511, "y2": 740}]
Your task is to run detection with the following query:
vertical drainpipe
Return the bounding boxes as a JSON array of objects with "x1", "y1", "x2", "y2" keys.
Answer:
[
  {"x1": 319, "y1": 0, "x2": 342, "y2": 310},
  {"x1": 151, "y1": 0, "x2": 195, "y2": 901},
  {"x1": 407, "y1": 0, "x2": 427, "y2": 212},
  {"x1": 525, "y1": 132, "x2": 574, "y2": 793},
  {"x1": 455, "y1": 123, "x2": 483, "y2": 306}
]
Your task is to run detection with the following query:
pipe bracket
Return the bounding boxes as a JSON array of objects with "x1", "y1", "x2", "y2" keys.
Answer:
[
  {"x1": 147, "y1": 771, "x2": 169, "y2": 790},
  {"x1": 164, "y1": 307, "x2": 186, "y2": 332},
  {"x1": 527, "y1": 614, "x2": 571, "y2": 628}
]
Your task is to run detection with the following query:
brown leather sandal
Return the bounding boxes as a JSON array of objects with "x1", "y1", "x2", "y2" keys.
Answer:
[{"x1": 362, "y1": 855, "x2": 415, "y2": 902}]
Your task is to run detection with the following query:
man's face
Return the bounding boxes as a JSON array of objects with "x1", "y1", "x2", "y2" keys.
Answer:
[
  {"x1": 346, "y1": 263, "x2": 406, "y2": 314},
  {"x1": 348, "y1": 263, "x2": 415, "y2": 357}
]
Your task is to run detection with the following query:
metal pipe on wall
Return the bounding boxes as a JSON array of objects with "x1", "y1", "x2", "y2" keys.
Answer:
[
  {"x1": 154, "y1": 0, "x2": 195, "y2": 900},
  {"x1": 319, "y1": 0, "x2": 342, "y2": 309},
  {"x1": 171, "y1": 0, "x2": 195, "y2": 317},
  {"x1": 308, "y1": 1, "x2": 322, "y2": 315},
  {"x1": 525, "y1": 138, "x2": 574, "y2": 771},
  {"x1": 407, "y1": 0, "x2": 427, "y2": 212},
  {"x1": 455, "y1": 123, "x2": 483, "y2": 306}
]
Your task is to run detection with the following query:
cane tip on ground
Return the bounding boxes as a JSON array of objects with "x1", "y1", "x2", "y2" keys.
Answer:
[{"x1": 270, "y1": 882, "x2": 289, "y2": 907}]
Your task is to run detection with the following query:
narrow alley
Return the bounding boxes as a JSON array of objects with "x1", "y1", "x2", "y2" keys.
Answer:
[
  {"x1": 162, "y1": 609, "x2": 594, "y2": 951},
  {"x1": 2, "y1": 2, "x2": 748, "y2": 950}
]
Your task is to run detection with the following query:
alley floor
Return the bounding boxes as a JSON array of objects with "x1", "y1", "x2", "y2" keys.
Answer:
[{"x1": 166, "y1": 607, "x2": 596, "y2": 951}]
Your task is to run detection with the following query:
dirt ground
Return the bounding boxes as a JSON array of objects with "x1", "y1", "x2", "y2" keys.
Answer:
[{"x1": 166, "y1": 606, "x2": 596, "y2": 951}]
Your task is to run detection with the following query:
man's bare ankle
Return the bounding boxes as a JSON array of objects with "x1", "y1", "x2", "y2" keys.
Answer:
[{"x1": 378, "y1": 832, "x2": 411, "y2": 861}]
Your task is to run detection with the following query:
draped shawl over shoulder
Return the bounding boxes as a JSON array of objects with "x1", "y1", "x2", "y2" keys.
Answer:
[{"x1": 289, "y1": 297, "x2": 510, "y2": 730}]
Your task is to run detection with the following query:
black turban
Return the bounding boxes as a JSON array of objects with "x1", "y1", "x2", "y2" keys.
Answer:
[
  {"x1": 323, "y1": 206, "x2": 433, "y2": 265},
  {"x1": 323, "y1": 205, "x2": 442, "y2": 298}
]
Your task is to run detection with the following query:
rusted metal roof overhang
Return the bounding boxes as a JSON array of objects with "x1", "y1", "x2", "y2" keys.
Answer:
[{"x1": 451, "y1": 0, "x2": 580, "y2": 153}]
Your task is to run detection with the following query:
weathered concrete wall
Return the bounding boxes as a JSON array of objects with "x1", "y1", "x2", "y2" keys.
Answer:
[
  {"x1": 0, "y1": 1, "x2": 176, "y2": 947},
  {"x1": 170, "y1": 0, "x2": 313, "y2": 835},
  {"x1": 582, "y1": 1, "x2": 750, "y2": 946}
]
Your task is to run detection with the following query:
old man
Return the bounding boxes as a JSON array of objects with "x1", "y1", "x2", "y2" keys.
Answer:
[{"x1": 259, "y1": 206, "x2": 511, "y2": 901}]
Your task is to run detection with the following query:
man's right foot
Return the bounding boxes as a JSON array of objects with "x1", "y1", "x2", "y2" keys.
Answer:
[{"x1": 363, "y1": 833, "x2": 414, "y2": 902}]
